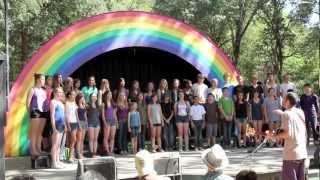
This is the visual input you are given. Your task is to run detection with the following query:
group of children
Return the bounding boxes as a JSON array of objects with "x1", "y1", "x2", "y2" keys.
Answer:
[{"x1": 26, "y1": 72, "x2": 319, "y2": 168}]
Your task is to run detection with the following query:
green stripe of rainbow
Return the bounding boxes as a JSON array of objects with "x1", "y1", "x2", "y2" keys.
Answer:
[{"x1": 5, "y1": 11, "x2": 239, "y2": 156}]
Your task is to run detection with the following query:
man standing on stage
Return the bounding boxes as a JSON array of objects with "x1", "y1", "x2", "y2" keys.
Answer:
[{"x1": 267, "y1": 92, "x2": 308, "y2": 180}]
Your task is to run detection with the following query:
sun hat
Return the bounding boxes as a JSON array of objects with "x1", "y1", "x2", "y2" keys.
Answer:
[
  {"x1": 135, "y1": 150, "x2": 157, "y2": 177},
  {"x1": 201, "y1": 144, "x2": 229, "y2": 171}
]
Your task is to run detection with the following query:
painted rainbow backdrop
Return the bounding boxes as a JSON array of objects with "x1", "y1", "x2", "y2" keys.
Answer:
[{"x1": 5, "y1": 11, "x2": 239, "y2": 156}]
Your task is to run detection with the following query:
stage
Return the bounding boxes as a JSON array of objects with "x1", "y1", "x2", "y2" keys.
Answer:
[{"x1": 5, "y1": 146, "x2": 319, "y2": 180}]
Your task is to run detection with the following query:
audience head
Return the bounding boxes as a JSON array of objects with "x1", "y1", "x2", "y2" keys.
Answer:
[
  {"x1": 197, "y1": 73, "x2": 205, "y2": 83},
  {"x1": 76, "y1": 93, "x2": 85, "y2": 106},
  {"x1": 178, "y1": 90, "x2": 185, "y2": 101},
  {"x1": 235, "y1": 170, "x2": 257, "y2": 180},
  {"x1": 193, "y1": 96, "x2": 200, "y2": 104},
  {"x1": 66, "y1": 90, "x2": 76, "y2": 101},
  {"x1": 210, "y1": 78, "x2": 218, "y2": 88},
  {"x1": 172, "y1": 79, "x2": 180, "y2": 89},
  {"x1": 88, "y1": 76, "x2": 96, "y2": 87},
  {"x1": 222, "y1": 87, "x2": 229, "y2": 97},
  {"x1": 34, "y1": 73, "x2": 45, "y2": 87},
  {"x1": 251, "y1": 74, "x2": 258, "y2": 84},
  {"x1": 45, "y1": 75, "x2": 53, "y2": 87},
  {"x1": 283, "y1": 92, "x2": 298, "y2": 109},
  {"x1": 151, "y1": 93, "x2": 158, "y2": 104},
  {"x1": 201, "y1": 144, "x2": 229, "y2": 172},
  {"x1": 53, "y1": 87, "x2": 64, "y2": 100},
  {"x1": 303, "y1": 83, "x2": 313, "y2": 95},
  {"x1": 207, "y1": 93, "x2": 215, "y2": 103},
  {"x1": 283, "y1": 73, "x2": 290, "y2": 83},
  {"x1": 159, "y1": 79, "x2": 168, "y2": 90},
  {"x1": 73, "y1": 78, "x2": 81, "y2": 90},
  {"x1": 147, "y1": 82, "x2": 154, "y2": 92},
  {"x1": 237, "y1": 75, "x2": 244, "y2": 85},
  {"x1": 135, "y1": 150, "x2": 156, "y2": 177},
  {"x1": 100, "y1": 79, "x2": 110, "y2": 91},
  {"x1": 132, "y1": 80, "x2": 140, "y2": 90},
  {"x1": 119, "y1": 77, "x2": 126, "y2": 88},
  {"x1": 267, "y1": 87, "x2": 276, "y2": 97},
  {"x1": 223, "y1": 73, "x2": 230, "y2": 83}
]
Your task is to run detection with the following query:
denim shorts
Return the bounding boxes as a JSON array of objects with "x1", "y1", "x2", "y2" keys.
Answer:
[
  {"x1": 236, "y1": 118, "x2": 247, "y2": 124},
  {"x1": 130, "y1": 127, "x2": 140, "y2": 137},
  {"x1": 55, "y1": 121, "x2": 65, "y2": 133},
  {"x1": 88, "y1": 121, "x2": 100, "y2": 128},
  {"x1": 69, "y1": 122, "x2": 78, "y2": 131},
  {"x1": 175, "y1": 115, "x2": 189, "y2": 123},
  {"x1": 78, "y1": 121, "x2": 88, "y2": 129},
  {"x1": 106, "y1": 119, "x2": 116, "y2": 127}
]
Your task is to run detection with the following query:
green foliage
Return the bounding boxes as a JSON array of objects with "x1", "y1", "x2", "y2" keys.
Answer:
[{"x1": 0, "y1": 0, "x2": 318, "y2": 91}]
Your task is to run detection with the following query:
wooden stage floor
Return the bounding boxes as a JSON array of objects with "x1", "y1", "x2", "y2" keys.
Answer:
[{"x1": 5, "y1": 146, "x2": 319, "y2": 180}]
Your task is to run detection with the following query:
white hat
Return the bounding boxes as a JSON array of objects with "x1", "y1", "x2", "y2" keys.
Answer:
[
  {"x1": 135, "y1": 150, "x2": 157, "y2": 177},
  {"x1": 201, "y1": 144, "x2": 229, "y2": 171}
]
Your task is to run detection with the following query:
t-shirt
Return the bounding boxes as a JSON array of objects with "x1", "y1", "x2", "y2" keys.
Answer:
[
  {"x1": 161, "y1": 102, "x2": 174, "y2": 119},
  {"x1": 81, "y1": 86, "x2": 98, "y2": 103},
  {"x1": 235, "y1": 101, "x2": 248, "y2": 118},
  {"x1": 204, "y1": 102, "x2": 218, "y2": 124},
  {"x1": 190, "y1": 104, "x2": 206, "y2": 121},
  {"x1": 281, "y1": 107, "x2": 308, "y2": 160},
  {"x1": 218, "y1": 97, "x2": 234, "y2": 117},
  {"x1": 207, "y1": 88, "x2": 222, "y2": 102},
  {"x1": 65, "y1": 102, "x2": 78, "y2": 123},
  {"x1": 129, "y1": 111, "x2": 140, "y2": 127},
  {"x1": 192, "y1": 83, "x2": 208, "y2": 104},
  {"x1": 280, "y1": 82, "x2": 296, "y2": 97},
  {"x1": 263, "y1": 97, "x2": 281, "y2": 122}
]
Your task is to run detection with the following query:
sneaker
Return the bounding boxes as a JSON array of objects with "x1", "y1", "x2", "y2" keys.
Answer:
[{"x1": 152, "y1": 149, "x2": 157, "y2": 153}]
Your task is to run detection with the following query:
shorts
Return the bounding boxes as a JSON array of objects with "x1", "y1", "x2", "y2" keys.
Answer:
[
  {"x1": 153, "y1": 124, "x2": 162, "y2": 127},
  {"x1": 55, "y1": 121, "x2": 65, "y2": 133},
  {"x1": 88, "y1": 121, "x2": 100, "y2": 128},
  {"x1": 69, "y1": 122, "x2": 78, "y2": 131},
  {"x1": 130, "y1": 127, "x2": 140, "y2": 137},
  {"x1": 236, "y1": 118, "x2": 247, "y2": 124},
  {"x1": 106, "y1": 119, "x2": 116, "y2": 127},
  {"x1": 30, "y1": 109, "x2": 47, "y2": 119},
  {"x1": 175, "y1": 115, "x2": 189, "y2": 123},
  {"x1": 206, "y1": 123, "x2": 218, "y2": 137},
  {"x1": 78, "y1": 121, "x2": 88, "y2": 129}
]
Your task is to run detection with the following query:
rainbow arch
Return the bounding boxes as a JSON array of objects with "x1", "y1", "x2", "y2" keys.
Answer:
[{"x1": 5, "y1": 11, "x2": 239, "y2": 156}]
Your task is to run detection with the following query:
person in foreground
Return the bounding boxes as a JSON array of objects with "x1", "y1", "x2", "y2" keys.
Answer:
[
  {"x1": 266, "y1": 92, "x2": 308, "y2": 180},
  {"x1": 134, "y1": 150, "x2": 170, "y2": 180},
  {"x1": 201, "y1": 144, "x2": 233, "y2": 180}
]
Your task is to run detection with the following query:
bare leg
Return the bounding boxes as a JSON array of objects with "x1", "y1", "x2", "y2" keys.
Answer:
[
  {"x1": 36, "y1": 118, "x2": 46, "y2": 153},
  {"x1": 109, "y1": 127, "x2": 116, "y2": 153}
]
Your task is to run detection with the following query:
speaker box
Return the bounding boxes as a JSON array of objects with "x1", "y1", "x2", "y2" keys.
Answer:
[
  {"x1": 31, "y1": 155, "x2": 51, "y2": 169},
  {"x1": 153, "y1": 152, "x2": 181, "y2": 178},
  {"x1": 76, "y1": 157, "x2": 117, "y2": 180}
]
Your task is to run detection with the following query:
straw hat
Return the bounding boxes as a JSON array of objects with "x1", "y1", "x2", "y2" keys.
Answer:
[
  {"x1": 135, "y1": 150, "x2": 157, "y2": 177},
  {"x1": 201, "y1": 144, "x2": 229, "y2": 171}
]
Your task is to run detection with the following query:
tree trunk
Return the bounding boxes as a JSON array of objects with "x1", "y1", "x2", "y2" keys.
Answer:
[{"x1": 20, "y1": 24, "x2": 28, "y2": 65}]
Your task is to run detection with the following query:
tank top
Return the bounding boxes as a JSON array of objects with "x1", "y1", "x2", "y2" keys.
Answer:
[
  {"x1": 117, "y1": 106, "x2": 128, "y2": 121},
  {"x1": 150, "y1": 104, "x2": 161, "y2": 124},
  {"x1": 53, "y1": 100, "x2": 64, "y2": 122},
  {"x1": 105, "y1": 105, "x2": 115, "y2": 120},
  {"x1": 87, "y1": 106, "x2": 100, "y2": 124},
  {"x1": 177, "y1": 102, "x2": 188, "y2": 116},
  {"x1": 77, "y1": 107, "x2": 86, "y2": 121},
  {"x1": 130, "y1": 111, "x2": 140, "y2": 127},
  {"x1": 30, "y1": 87, "x2": 47, "y2": 112},
  {"x1": 66, "y1": 102, "x2": 78, "y2": 123}
]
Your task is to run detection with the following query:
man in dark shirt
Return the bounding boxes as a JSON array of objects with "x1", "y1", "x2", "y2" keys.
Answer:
[
  {"x1": 233, "y1": 75, "x2": 249, "y2": 101},
  {"x1": 300, "y1": 83, "x2": 320, "y2": 145}
]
